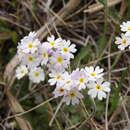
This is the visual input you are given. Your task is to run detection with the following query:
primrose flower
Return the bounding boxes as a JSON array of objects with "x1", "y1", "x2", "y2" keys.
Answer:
[
  {"x1": 61, "y1": 72, "x2": 74, "y2": 90},
  {"x1": 87, "y1": 78, "x2": 110, "y2": 100},
  {"x1": 38, "y1": 45, "x2": 48, "y2": 65},
  {"x1": 58, "y1": 40, "x2": 77, "y2": 59},
  {"x1": 85, "y1": 66, "x2": 104, "y2": 81},
  {"x1": 21, "y1": 53, "x2": 41, "y2": 68},
  {"x1": 29, "y1": 67, "x2": 45, "y2": 83},
  {"x1": 18, "y1": 33, "x2": 41, "y2": 54},
  {"x1": 63, "y1": 88, "x2": 83, "y2": 105},
  {"x1": 28, "y1": 31, "x2": 37, "y2": 37},
  {"x1": 43, "y1": 35, "x2": 62, "y2": 49},
  {"x1": 120, "y1": 21, "x2": 130, "y2": 35},
  {"x1": 71, "y1": 68, "x2": 88, "y2": 90},
  {"x1": 115, "y1": 33, "x2": 130, "y2": 50},
  {"x1": 16, "y1": 65, "x2": 28, "y2": 79},
  {"x1": 48, "y1": 52, "x2": 70, "y2": 72},
  {"x1": 15, "y1": 32, "x2": 112, "y2": 105},
  {"x1": 48, "y1": 71, "x2": 65, "y2": 86},
  {"x1": 53, "y1": 86, "x2": 67, "y2": 98}
]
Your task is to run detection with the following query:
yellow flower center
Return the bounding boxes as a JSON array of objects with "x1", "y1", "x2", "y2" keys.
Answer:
[
  {"x1": 21, "y1": 70, "x2": 25, "y2": 74},
  {"x1": 79, "y1": 78, "x2": 85, "y2": 83},
  {"x1": 34, "y1": 72, "x2": 40, "y2": 77},
  {"x1": 42, "y1": 52, "x2": 47, "y2": 57},
  {"x1": 90, "y1": 73, "x2": 97, "y2": 77},
  {"x1": 59, "y1": 88, "x2": 64, "y2": 94},
  {"x1": 65, "y1": 81, "x2": 71, "y2": 84},
  {"x1": 128, "y1": 27, "x2": 130, "y2": 31},
  {"x1": 50, "y1": 42, "x2": 55, "y2": 46},
  {"x1": 28, "y1": 56, "x2": 33, "y2": 62},
  {"x1": 57, "y1": 57, "x2": 63, "y2": 63},
  {"x1": 95, "y1": 85, "x2": 102, "y2": 90},
  {"x1": 56, "y1": 75, "x2": 61, "y2": 80},
  {"x1": 69, "y1": 92, "x2": 76, "y2": 98},
  {"x1": 28, "y1": 43, "x2": 33, "y2": 48},
  {"x1": 63, "y1": 48, "x2": 69, "y2": 52},
  {"x1": 122, "y1": 40, "x2": 126, "y2": 44}
]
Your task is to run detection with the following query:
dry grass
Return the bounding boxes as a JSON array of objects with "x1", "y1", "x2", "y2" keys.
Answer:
[{"x1": 0, "y1": 0, "x2": 130, "y2": 130}]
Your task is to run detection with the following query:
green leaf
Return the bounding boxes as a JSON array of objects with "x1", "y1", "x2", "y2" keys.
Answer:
[
  {"x1": 109, "y1": 69, "x2": 128, "y2": 115},
  {"x1": 11, "y1": 31, "x2": 18, "y2": 44},
  {"x1": 98, "y1": 0, "x2": 107, "y2": 7},
  {"x1": 108, "y1": 8, "x2": 121, "y2": 21},
  {"x1": 126, "y1": 0, "x2": 130, "y2": 18},
  {"x1": 95, "y1": 100, "x2": 105, "y2": 119},
  {"x1": 71, "y1": 45, "x2": 91, "y2": 68},
  {"x1": 97, "y1": 34, "x2": 107, "y2": 56}
]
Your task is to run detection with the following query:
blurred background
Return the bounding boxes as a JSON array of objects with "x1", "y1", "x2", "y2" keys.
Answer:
[{"x1": 0, "y1": 0, "x2": 130, "y2": 130}]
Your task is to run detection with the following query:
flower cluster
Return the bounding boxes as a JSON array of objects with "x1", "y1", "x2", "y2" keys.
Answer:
[
  {"x1": 16, "y1": 32, "x2": 76, "y2": 84},
  {"x1": 115, "y1": 21, "x2": 130, "y2": 50},
  {"x1": 51, "y1": 66, "x2": 110, "y2": 105},
  {"x1": 16, "y1": 32, "x2": 111, "y2": 106}
]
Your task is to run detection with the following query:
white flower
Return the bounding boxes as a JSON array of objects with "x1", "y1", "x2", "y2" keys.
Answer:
[
  {"x1": 48, "y1": 71, "x2": 65, "y2": 86},
  {"x1": 17, "y1": 46, "x2": 26, "y2": 60},
  {"x1": 85, "y1": 66, "x2": 104, "y2": 81},
  {"x1": 20, "y1": 31, "x2": 37, "y2": 40},
  {"x1": 61, "y1": 72, "x2": 74, "y2": 90},
  {"x1": 63, "y1": 88, "x2": 83, "y2": 105},
  {"x1": 16, "y1": 65, "x2": 28, "y2": 79},
  {"x1": 58, "y1": 40, "x2": 77, "y2": 58},
  {"x1": 17, "y1": 32, "x2": 40, "y2": 55},
  {"x1": 120, "y1": 21, "x2": 130, "y2": 35},
  {"x1": 38, "y1": 45, "x2": 48, "y2": 65},
  {"x1": 87, "y1": 78, "x2": 111, "y2": 100},
  {"x1": 53, "y1": 86, "x2": 67, "y2": 98},
  {"x1": 21, "y1": 53, "x2": 41, "y2": 68},
  {"x1": 18, "y1": 33, "x2": 41, "y2": 53},
  {"x1": 28, "y1": 31, "x2": 37, "y2": 37},
  {"x1": 115, "y1": 33, "x2": 130, "y2": 50},
  {"x1": 48, "y1": 51, "x2": 70, "y2": 72},
  {"x1": 29, "y1": 67, "x2": 45, "y2": 83},
  {"x1": 71, "y1": 68, "x2": 88, "y2": 90},
  {"x1": 43, "y1": 35, "x2": 62, "y2": 49}
]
